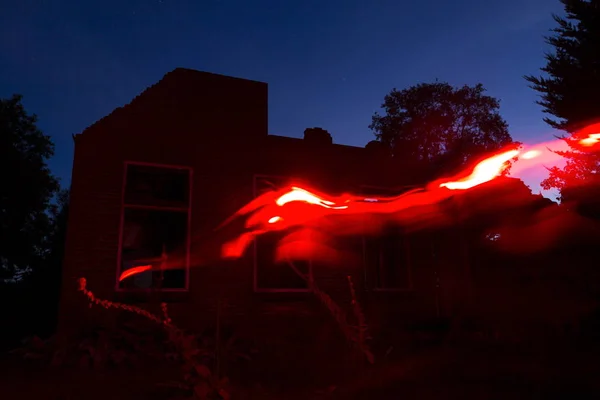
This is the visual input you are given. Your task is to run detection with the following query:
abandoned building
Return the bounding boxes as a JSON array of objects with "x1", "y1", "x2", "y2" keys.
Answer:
[{"x1": 58, "y1": 69, "x2": 554, "y2": 377}]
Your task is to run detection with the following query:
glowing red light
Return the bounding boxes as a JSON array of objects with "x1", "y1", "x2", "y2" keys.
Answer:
[
  {"x1": 118, "y1": 265, "x2": 152, "y2": 281},
  {"x1": 439, "y1": 149, "x2": 519, "y2": 190},
  {"x1": 119, "y1": 123, "x2": 600, "y2": 281}
]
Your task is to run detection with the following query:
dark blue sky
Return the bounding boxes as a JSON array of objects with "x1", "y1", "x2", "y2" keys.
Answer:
[{"x1": 1, "y1": 0, "x2": 565, "y2": 194}]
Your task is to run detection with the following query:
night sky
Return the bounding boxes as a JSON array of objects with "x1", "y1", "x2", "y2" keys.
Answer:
[{"x1": 1, "y1": 0, "x2": 565, "y2": 197}]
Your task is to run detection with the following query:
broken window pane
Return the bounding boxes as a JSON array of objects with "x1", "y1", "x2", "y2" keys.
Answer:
[
  {"x1": 124, "y1": 164, "x2": 190, "y2": 207},
  {"x1": 119, "y1": 208, "x2": 188, "y2": 290},
  {"x1": 360, "y1": 186, "x2": 412, "y2": 290}
]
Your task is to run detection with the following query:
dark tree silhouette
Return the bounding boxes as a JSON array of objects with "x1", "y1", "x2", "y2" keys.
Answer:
[
  {"x1": 0, "y1": 189, "x2": 68, "y2": 347},
  {"x1": 46, "y1": 189, "x2": 70, "y2": 271},
  {"x1": 28, "y1": 188, "x2": 69, "y2": 336},
  {"x1": 525, "y1": 0, "x2": 600, "y2": 200},
  {"x1": 370, "y1": 82, "x2": 515, "y2": 175},
  {"x1": 0, "y1": 94, "x2": 59, "y2": 281}
]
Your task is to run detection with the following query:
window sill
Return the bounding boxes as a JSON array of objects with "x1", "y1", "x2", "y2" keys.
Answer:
[{"x1": 113, "y1": 289, "x2": 190, "y2": 303}]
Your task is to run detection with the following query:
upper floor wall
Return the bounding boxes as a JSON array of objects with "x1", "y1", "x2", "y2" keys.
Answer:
[{"x1": 77, "y1": 68, "x2": 268, "y2": 156}]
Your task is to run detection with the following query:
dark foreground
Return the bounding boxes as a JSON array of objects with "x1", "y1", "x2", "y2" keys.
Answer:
[{"x1": 1, "y1": 339, "x2": 599, "y2": 399}]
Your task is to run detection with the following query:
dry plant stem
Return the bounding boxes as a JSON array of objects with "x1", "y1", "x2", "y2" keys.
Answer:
[
  {"x1": 78, "y1": 280, "x2": 193, "y2": 373},
  {"x1": 78, "y1": 277, "x2": 180, "y2": 334},
  {"x1": 215, "y1": 297, "x2": 222, "y2": 378},
  {"x1": 286, "y1": 261, "x2": 375, "y2": 364},
  {"x1": 80, "y1": 269, "x2": 374, "y2": 365},
  {"x1": 78, "y1": 278, "x2": 230, "y2": 400},
  {"x1": 347, "y1": 276, "x2": 369, "y2": 347}
]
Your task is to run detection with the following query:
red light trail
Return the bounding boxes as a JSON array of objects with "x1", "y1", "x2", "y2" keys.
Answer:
[{"x1": 119, "y1": 125, "x2": 600, "y2": 282}]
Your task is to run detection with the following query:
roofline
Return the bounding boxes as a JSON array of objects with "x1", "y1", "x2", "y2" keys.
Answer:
[
  {"x1": 73, "y1": 68, "x2": 267, "y2": 137},
  {"x1": 172, "y1": 68, "x2": 267, "y2": 86},
  {"x1": 266, "y1": 133, "x2": 368, "y2": 151}
]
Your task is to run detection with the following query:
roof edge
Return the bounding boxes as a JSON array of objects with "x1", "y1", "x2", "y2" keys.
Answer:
[{"x1": 75, "y1": 68, "x2": 267, "y2": 138}]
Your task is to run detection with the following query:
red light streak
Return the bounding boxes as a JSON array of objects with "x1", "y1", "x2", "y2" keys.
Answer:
[
  {"x1": 521, "y1": 150, "x2": 541, "y2": 160},
  {"x1": 118, "y1": 125, "x2": 600, "y2": 281},
  {"x1": 268, "y1": 216, "x2": 282, "y2": 224},
  {"x1": 580, "y1": 134, "x2": 600, "y2": 147},
  {"x1": 439, "y1": 149, "x2": 520, "y2": 190},
  {"x1": 118, "y1": 265, "x2": 152, "y2": 281}
]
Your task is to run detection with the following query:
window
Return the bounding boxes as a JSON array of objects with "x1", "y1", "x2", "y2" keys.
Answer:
[
  {"x1": 364, "y1": 227, "x2": 412, "y2": 290},
  {"x1": 117, "y1": 163, "x2": 192, "y2": 291},
  {"x1": 361, "y1": 186, "x2": 412, "y2": 291},
  {"x1": 253, "y1": 175, "x2": 312, "y2": 292}
]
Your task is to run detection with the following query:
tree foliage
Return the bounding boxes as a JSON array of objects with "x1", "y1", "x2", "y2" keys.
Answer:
[
  {"x1": 370, "y1": 82, "x2": 515, "y2": 176},
  {"x1": 525, "y1": 0, "x2": 600, "y2": 198},
  {"x1": 0, "y1": 94, "x2": 59, "y2": 281}
]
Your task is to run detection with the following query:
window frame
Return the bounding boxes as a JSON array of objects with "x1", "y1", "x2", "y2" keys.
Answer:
[
  {"x1": 252, "y1": 173, "x2": 313, "y2": 293},
  {"x1": 359, "y1": 185, "x2": 413, "y2": 292},
  {"x1": 115, "y1": 161, "x2": 193, "y2": 292}
]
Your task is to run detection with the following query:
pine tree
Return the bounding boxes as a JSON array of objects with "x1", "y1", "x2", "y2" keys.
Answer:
[{"x1": 525, "y1": 0, "x2": 600, "y2": 202}]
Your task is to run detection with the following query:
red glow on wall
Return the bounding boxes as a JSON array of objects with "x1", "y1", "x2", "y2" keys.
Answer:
[{"x1": 118, "y1": 124, "x2": 600, "y2": 282}]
